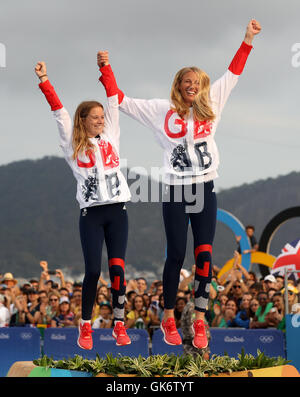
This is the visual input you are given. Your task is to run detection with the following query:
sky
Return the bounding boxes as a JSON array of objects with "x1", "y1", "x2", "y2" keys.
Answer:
[{"x1": 1, "y1": 0, "x2": 300, "y2": 191}]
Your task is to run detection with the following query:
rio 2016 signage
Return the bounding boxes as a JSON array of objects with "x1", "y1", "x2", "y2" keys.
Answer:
[{"x1": 216, "y1": 207, "x2": 300, "y2": 278}]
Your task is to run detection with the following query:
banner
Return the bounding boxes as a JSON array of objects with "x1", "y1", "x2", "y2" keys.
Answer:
[
  {"x1": 0, "y1": 327, "x2": 41, "y2": 377},
  {"x1": 209, "y1": 328, "x2": 285, "y2": 358}
]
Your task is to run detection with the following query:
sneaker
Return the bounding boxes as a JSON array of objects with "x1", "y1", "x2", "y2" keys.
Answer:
[
  {"x1": 160, "y1": 317, "x2": 182, "y2": 345},
  {"x1": 192, "y1": 319, "x2": 208, "y2": 349},
  {"x1": 112, "y1": 321, "x2": 131, "y2": 346},
  {"x1": 77, "y1": 322, "x2": 94, "y2": 350}
]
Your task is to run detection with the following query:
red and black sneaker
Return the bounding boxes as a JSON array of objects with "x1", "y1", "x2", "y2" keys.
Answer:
[
  {"x1": 192, "y1": 319, "x2": 208, "y2": 349},
  {"x1": 160, "y1": 317, "x2": 182, "y2": 346},
  {"x1": 112, "y1": 321, "x2": 131, "y2": 346},
  {"x1": 77, "y1": 322, "x2": 94, "y2": 350}
]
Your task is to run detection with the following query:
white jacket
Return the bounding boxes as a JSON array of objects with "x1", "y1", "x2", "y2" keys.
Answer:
[
  {"x1": 39, "y1": 66, "x2": 131, "y2": 209},
  {"x1": 119, "y1": 42, "x2": 253, "y2": 185}
]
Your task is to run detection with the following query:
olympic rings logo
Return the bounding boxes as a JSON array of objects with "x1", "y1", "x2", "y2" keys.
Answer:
[
  {"x1": 20, "y1": 332, "x2": 33, "y2": 340},
  {"x1": 128, "y1": 334, "x2": 141, "y2": 342},
  {"x1": 259, "y1": 335, "x2": 274, "y2": 343}
]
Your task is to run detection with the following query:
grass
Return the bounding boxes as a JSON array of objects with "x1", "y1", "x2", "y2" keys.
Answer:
[{"x1": 33, "y1": 349, "x2": 290, "y2": 377}]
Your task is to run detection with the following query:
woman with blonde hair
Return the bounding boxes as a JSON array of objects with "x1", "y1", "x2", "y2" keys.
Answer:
[
  {"x1": 105, "y1": 19, "x2": 261, "y2": 348},
  {"x1": 35, "y1": 51, "x2": 131, "y2": 349}
]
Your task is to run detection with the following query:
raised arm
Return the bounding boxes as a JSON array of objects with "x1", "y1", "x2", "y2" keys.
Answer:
[
  {"x1": 97, "y1": 51, "x2": 122, "y2": 146},
  {"x1": 210, "y1": 19, "x2": 261, "y2": 116},
  {"x1": 35, "y1": 61, "x2": 72, "y2": 149},
  {"x1": 97, "y1": 51, "x2": 166, "y2": 140}
]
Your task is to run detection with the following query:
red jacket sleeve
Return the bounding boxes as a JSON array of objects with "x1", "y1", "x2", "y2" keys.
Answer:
[
  {"x1": 228, "y1": 41, "x2": 253, "y2": 75},
  {"x1": 39, "y1": 80, "x2": 63, "y2": 111},
  {"x1": 99, "y1": 65, "x2": 124, "y2": 104}
]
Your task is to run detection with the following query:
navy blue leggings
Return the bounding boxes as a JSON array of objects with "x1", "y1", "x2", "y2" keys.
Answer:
[
  {"x1": 162, "y1": 181, "x2": 217, "y2": 312},
  {"x1": 79, "y1": 202, "x2": 128, "y2": 321}
]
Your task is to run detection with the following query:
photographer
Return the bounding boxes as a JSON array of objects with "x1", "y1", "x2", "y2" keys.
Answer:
[
  {"x1": 38, "y1": 261, "x2": 66, "y2": 292},
  {"x1": 92, "y1": 301, "x2": 113, "y2": 329},
  {"x1": 125, "y1": 295, "x2": 150, "y2": 329}
]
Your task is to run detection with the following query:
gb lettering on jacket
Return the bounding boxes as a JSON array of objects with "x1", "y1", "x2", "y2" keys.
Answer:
[{"x1": 164, "y1": 109, "x2": 213, "y2": 174}]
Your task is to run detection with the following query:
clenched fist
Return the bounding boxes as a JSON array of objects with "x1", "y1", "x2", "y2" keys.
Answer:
[
  {"x1": 35, "y1": 61, "x2": 48, "y2": 82},
  {"x1": 97, "y1": 51, "x2": 109, "y2": 68},
  {"x1": 244, "y1": 19, "x2": 261, "y2": 44}
]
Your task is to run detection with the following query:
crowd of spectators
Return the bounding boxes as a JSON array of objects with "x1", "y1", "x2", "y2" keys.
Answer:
[{"x1": 1, "y1": 250, "x2": 300, "y2": 337}]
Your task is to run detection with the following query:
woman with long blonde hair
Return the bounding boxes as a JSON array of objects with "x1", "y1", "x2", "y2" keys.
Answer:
[
  {"x1": 35, "y1": 51, "x2": 131, "y2": 349},
  {"x1": 107, "y1": 19, "x2": 261, "y2": 348}
]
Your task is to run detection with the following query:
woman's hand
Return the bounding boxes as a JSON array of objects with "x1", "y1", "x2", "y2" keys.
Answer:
[
  {"x1": 244, "y1": 19, "x2": 261, "y2": 45},
  {"x1": 97, "y1": 51, "x2": 109, "y2": 68},
  {"x1": 35, "y1": 62, "x2": 48, "y2": 83}
]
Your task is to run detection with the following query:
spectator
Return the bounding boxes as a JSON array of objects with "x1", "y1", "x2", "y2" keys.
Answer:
[
  {"x1": 59, "y1": 287, "x2": 70, "y2": 298},
  {"x1": 176, "y1": 290, "x2": 186, "y2": 298},
  {"x1": 236, "y1": 225, "x2": 258, "y2": 254},
  {"x1": 248, "y1": 271, "x2": 258, "y2": 284},
  {"x1": 98, "y1": 284, "x2": 110, "y2": 301},
  {"x1": 9, "y1": 293, "x2": 27, "y2": 327},
  {"x1": 70, "y1": 289, "x2": 82, "y2": 326},
  {"x1": 267, "y1": 288, "x2": 277, "y2": 301},
  {"x1": 65, "y1": 280, "x2": 74, "y2": 296},
  {"x1": 229, "y1": 293, "x2": 253, "y2": 328},
  {"x1": 148, "y1": 280, "x2": 163, "y2": 297},
  {"x1": 142, "y1": 293, "x2": 151, "y2": 309},
  {"x1": 174, "y1": 296, "x2": 187, "y2": 329},
  {"x1": 24, "y1": 288, "x2": 41, "y2": 325},
  {"x1": 224, "y1": 279, "x2": 245, "y2": 308},
  {"x1": 1, "y1": 273, "x2": 18, "y2": 295},
  {"x1": 0, "y1": 294, "x2": 10, "y2": 327},
  {"x1": 37, "y1": 290, "x2": 49, "y2": 325},
  {"x1": 91, "y1": 288, "x2": 111, "y2": 323},
  {"x1": 275, "y1": 275, "x2": 284, "y2": 291},
  {"x1": 92, "y1": 301, "x2": 113, "y2": 329},
  {"x1": 155, "y1": 281, "x2": 163, "y2": 297},
  {"x1": 126, "y1": 290, "x2": 137, "y2": 311},
  {"x1": 0, "y1": 283, "x2": 14, "y2": 312},
  {"x1": 20, "y1": 283, "x2": 32, "y2": 294},
  {"x1": 73, "y1": 281, "x2": 83, "y2": 291},
  {"x1": 149, "y1": 293, "x2": 164, "y2": 329},
  {"x1": 178, "y1": 265, "x2": 195, "y2": 292},
  {"x1": 250, "y1": 291, "x2": 273, "y2": 329},
  {"x1": 282, "y1": 285, "x2": 299, "y2": 314},
  {"x1": 222, "y1": 299, "x2": 238, "y2": 328},
  {"x1": 44, "y1": 280, "x2": 56, "y2": 293},
  {"x1": 249, "y1": 282, "x2": 263, "y2": 299},
  {"x1": 136, "y1": 278, "x2": 148, "y2": 295},
  {"x1": 211, "y1": 293, "x2": 228, "y2": 327},
  {"x1": 212, "y1": 299, "x2": 237, "y2": 328},
  {"x1": 45, "y1": 291, "x2": 60, "y2": 324},
  {"x1": 249, "y1": 298, "x2": 259, "y2": 320},
  {"x1": 263, "y1": 274, "x2": 277, "y2": 292},
  {"x1": 29, "y1": 279, "x2": 39, "y2": 291},
  {"x1": 51, "y1": 297, "x2": 75, "y2": 327},
  {"x1": 265, "y1": 292, "x2": 285, "y2": 331},
  {"x1": 126, "y1": 295, "x2": 150, "y2": 329}
]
